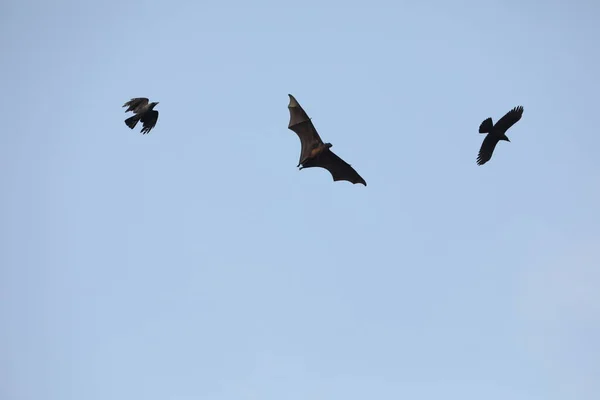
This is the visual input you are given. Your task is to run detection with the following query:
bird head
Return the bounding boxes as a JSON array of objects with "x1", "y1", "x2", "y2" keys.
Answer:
[
  {"x1": 325, "y1": 143, "x2": 333, "y2": 149},
  {"x1": 501, "y1": 135, "x2": 510, "y2": 142},
  {"x1": 150, "y1": 102, "x2": 159, "y2": 108}
]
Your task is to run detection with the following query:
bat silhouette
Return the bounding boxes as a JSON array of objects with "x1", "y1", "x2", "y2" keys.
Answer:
[
  {"x1": 287, "y1": 94, "x2": 366, "y2": 186},
  {"x1": 123, "y1": 97, "x2": 160, "y2": 134},
  {"x1": 477, "y1": 106, "x2": 523, "y2": 165}
]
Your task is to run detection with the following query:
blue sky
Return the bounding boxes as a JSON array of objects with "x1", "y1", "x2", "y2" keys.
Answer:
[{"x1": 1, "y1": 1, "x2": 599, "y2": 399}]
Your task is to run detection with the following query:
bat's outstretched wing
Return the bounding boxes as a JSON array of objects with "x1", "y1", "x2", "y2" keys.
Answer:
[
  {"x1": 287, "y1": 94, "x2": 324, "y2": 165},
  {"x1": 140, "y1": 110, "x2": 158, "y2": 134},
  {"x1": 123, "y1": 98, "x2": 149, "y2": 113},
  {"x1": 494, "y1": 106, "x2": 523, "y2": 134},
  {"x1": 477, "y1": 134, "x2": 500, "y2": 165},
  {"x1": 303, "y1": 149, "x2": 366, "y2": 185}
]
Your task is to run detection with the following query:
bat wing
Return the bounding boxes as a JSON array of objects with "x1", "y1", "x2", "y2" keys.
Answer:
[
  {"x1": 123, "y1": 97, "x2": 149, "y2": 113},
  {"x1": 494, "y1": 105, "x2": 523, "y2": 133},
  {"x1": 303, "y1": 149, "x2": 366, "y2": 185},
  {"x1": 287, "y1": 94, "x2": 324, "y2": 165},
  {"x1": 140, "y1": 110, "x2": 158, "y2": 134},
  {"x1": 476, "y1": 134, "x2": 500, "y2": 165}
]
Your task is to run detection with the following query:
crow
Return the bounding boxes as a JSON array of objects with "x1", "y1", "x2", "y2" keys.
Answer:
[
  {"x1": 477, "y1": 106, "x2": 523, "y2": 165},
  {"x1": 123, "y1": 98, "x2": 159, "y2": 134}
]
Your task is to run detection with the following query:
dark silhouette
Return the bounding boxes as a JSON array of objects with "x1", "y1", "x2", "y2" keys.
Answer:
[
  {"x1": 477, "y1": 106, "x2": 524, "y2": 165},
  {"x1": 123, "y1": 98, "x2": 159, "y2": 134},
  {"x1": 287, "y1": 94, "x2": 366, "y2": 186}
]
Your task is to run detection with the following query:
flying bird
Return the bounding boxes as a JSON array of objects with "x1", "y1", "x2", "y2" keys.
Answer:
[
  {"x1": 287, "y1": 94, "x2": 366, "y2": 186},
  {"x1": 476, "y1": 105, "x2": 524, "y2": 165},
  {"x1": 123, "y1": 97, "x2": 159, "y2": 134}
]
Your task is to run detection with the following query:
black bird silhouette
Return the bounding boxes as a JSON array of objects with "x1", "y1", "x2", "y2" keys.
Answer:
[
  {"x1": 477, "y1": 106, "x2": 523, "y2": 165},
  {"x1": 287, "y1": 94, "x2": 366, "y2": 186},
  {"x1": 123, "y1": 98, "x2": 159, "y2": 134}
]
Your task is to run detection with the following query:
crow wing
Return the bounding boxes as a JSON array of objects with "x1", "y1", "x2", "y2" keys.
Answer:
[
  {"x1": 123, "y1": 98, "x2": 149, "y2": 113},
  {"x1": 476, "y1": 134, "x2": 500, "y2": 166},
  {"x1": 494, "y1": 106, "x2": 523, "y2": 134},
  {"x1": 303, "y1": 148, "x2": 366, "y2": 185},
  {"x1": 140, "y1": 110, "x2": 158, "y2": 134},
  {"x1": 287, "y1": 94, "x2": 325, "y2": 165}
]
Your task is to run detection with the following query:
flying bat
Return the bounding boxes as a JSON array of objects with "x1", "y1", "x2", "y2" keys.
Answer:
[
  {"x1": 123, "y1": 97, "x2": 159, "y2": 134},
  {"x1": 476, "y1": 105, "x2": 524, "y2": 165},
  {"x1": 286, "y1": 94, "x2": 366, "y2": 186}
]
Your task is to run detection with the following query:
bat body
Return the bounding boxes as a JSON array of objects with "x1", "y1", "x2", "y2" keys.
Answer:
[
  {"x1": 123, "y1": 97, "x2": 160, "y2": 134},
  {"x1": 287, "y1": 94, "x2": 366, "y2": 186},
  {"x1": 477, "y1": 106, "x2": 523, "y2": 165}
]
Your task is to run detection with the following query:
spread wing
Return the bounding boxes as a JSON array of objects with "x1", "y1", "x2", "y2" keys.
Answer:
[
  {"x1": 140, "y1": 110, "x2": 158, "y2": 134},
  {"x1": 476, "y1": 134, "x2": 500, "y2": 166},
  {"x1": 494, "y1": 106, "x2": 523, "y2": 133},
  {"x1": 303, "y1": 149, "x2": 366, "y2": 185},
  {"x1": 123, "y1": 97, "x2": 149, "y2": 113},
  {"x1": 287, "y1": 94, "x2": 324, "y2": 165}
]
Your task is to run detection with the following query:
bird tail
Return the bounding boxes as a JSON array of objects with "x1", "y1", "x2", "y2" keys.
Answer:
[
  {"x1": 125, "y1": 114, "x2": 141, "y2": 129},
  {"x1": 478, "y1": 118, "x2": 493, "y2": 133}
]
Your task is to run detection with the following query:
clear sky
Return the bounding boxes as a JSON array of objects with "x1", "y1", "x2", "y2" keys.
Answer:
[{"x1": 1, "y1": 1, "x2": 599, "y2": 399}]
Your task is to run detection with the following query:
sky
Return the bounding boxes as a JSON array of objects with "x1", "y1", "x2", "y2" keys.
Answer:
[{"x1": 1, "y1": 0, "x2": 599, "y2": 399}]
